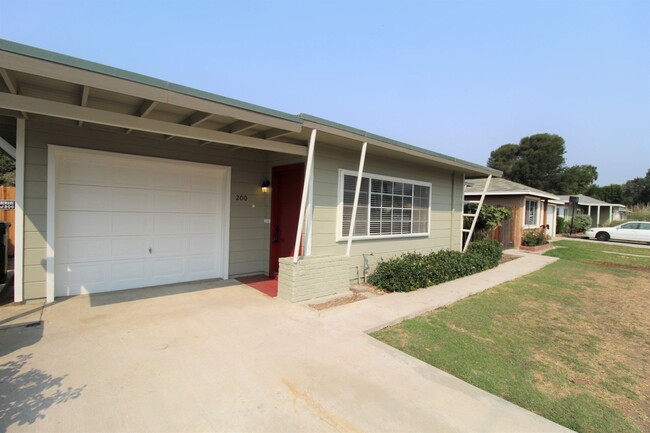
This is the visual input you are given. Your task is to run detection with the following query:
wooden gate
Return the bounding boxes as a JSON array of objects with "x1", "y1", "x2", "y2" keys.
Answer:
[
  {"x1": 0, "y1": 186, "x2": 15, "y2": 256},
  {"x1": 487, "y1": 206, "x2": 514, "y2": 249}
]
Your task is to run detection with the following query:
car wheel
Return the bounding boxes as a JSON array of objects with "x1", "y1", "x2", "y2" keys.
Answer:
[{"x1": 596, "y1": 232, "x2": 610, "y2": 242}]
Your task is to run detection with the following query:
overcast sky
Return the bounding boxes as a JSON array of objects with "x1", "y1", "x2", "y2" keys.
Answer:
[{"x1": 1, "y1": 0, "x2": 648, "y2": 185}]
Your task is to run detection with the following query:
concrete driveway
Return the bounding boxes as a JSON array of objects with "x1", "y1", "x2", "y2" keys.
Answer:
[{"x1": 1, "y1": 259, "x2": 570, "y2": 433}]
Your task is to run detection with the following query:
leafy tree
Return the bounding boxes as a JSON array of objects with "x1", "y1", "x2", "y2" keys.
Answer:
[
  {"x1": 622, "y1": 169, "x2": 650, "y2": 205},
  {"x1": 463, "y1": 203, "x2": 512, "y2": 240},
  {"x1": 487, "y1": 133, "x2": 597, "y2": 195},
  {"x1": 557, "y1": 165, "x2": 598, "y2": 195},
  {"x1": 0, "y1": 152, "x2": 15, "y2": 186},
  {"x1": 586, "y1": 184, "x2": 625, "y2": 204}
]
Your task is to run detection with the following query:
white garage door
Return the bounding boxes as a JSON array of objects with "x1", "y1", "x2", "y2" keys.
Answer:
[{"x1": 52, "y1": 147, "x2": 230, "y2": 297}]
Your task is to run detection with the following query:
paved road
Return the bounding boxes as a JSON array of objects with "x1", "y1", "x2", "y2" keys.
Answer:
[{"x1": 1, "y1": 254, "x2": 570, "y2": 433}]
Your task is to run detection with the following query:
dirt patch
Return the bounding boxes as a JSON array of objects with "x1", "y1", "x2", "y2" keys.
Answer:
[
  {"x1": 499, "y1": 254, "x2": 521, "y2": 264},
  {"x1": 585, "y1": 260, "x2": 650, "y2": 272},
  {"x1": 309, "y1": 283, "x2": 386, "y2": 311}
]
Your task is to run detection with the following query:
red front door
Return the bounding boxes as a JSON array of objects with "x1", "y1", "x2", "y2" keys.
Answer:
[{"x1": 269, "y1": 164, "x2": 304, "y2": 276}]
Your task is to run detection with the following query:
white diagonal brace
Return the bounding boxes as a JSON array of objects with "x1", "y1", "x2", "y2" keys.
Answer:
[
  {"x1": 0, "y1": 93, "x2": 307, "y2": 156},
  {"x1": 463, "y1": 175, "x2": 492, "y2": 252},
  {"x1": 293, "y1": 129, "x2": 318, "y2": 263},
  {"x1": 346, "y1": 142, "x2": 368, "y2": 256},
  {"x1": 0, "y1": 136, "x2": 16, "y2": 159}
]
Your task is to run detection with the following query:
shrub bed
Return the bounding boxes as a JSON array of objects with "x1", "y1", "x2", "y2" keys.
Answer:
[{"x1": 368, "y1": 240, "x2": 503, "y2": 292}]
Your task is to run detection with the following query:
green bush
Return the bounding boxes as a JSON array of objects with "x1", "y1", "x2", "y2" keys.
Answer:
[
  {"x1": 566, "y1": 214, "x2": 592, "y2": 233},
  {"x1": 522, "y1": 228, "x2": 548, "y2": 246},
  {"x1": 369, "y1": 240, "x2": 503, "y2": 292},
  {"x1": 556, "y1": 216, "x2": 565, "y2": 234}
]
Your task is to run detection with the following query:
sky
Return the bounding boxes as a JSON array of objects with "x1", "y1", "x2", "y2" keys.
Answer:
[{"x1": 0, "y1": 0, "x2": 648, "y2": 185}]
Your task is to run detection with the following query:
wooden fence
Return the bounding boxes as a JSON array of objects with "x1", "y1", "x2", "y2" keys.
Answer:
[{"x1": 0, "y1": 186, "x2": 15, "y2": 256}]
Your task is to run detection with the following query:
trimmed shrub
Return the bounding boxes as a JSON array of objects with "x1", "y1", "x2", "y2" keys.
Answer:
[
  {"x1": 556, "y1": 216, "x2": 566, "y2": 234},
  {"x1": 467, "y1": 239, "x2": 503, "y2": 266},
  {"x1": 522, "y1": 228, "x2": 548, "y2": 246},
  {"x1": 369, "y1": 240, "x2": 503, "y2": 292},
  {"x1": 566, "y1": 214, "x2": 592, "y2": 233}
]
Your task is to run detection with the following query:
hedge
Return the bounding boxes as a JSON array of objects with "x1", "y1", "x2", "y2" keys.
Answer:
[{"x1": 368, "y1": 240, "x2": 503, "y2": 292}]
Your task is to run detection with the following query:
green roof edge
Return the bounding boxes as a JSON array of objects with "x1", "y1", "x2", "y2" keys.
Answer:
[
  {"x1": 0, "y1": 38, "x2": 302, "y2": 124},
  {"x1": 298, "y1": 113, "x2": 501, "y2": 176}
]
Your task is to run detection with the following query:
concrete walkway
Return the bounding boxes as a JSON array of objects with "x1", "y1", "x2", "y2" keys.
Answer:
[{"x1": 0, "y1": 253, "x2": 570, "y2": 433}]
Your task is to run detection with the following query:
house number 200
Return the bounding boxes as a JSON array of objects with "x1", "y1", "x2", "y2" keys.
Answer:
[{"x1": 236, "y1": 194, "x2": 248, "y2": 201}]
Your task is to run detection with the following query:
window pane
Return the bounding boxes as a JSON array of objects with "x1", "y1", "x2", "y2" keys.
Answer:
[
  {"x1": 382, "y1": 180, "x2": 393, "y2": 194},
  {"x1": 403, "y1": 183, "x2": 413, "y2": 195},
  {"x1": 403, "y1": 196, "x2": 412, "y2": 209},
  {"x1": 394, "y1": 196, "x2": 403, "y2": 208},
  {"x1": 382, "y1": 195, "x2": 393, "y2": 207},
  {"x1": 344, "y1": 175, "x2": 356, "y2": 191},
  {"x1": 393, "y1": 182, "x2": 403, "y2": 195},
  {"x1": 371, "y1": 179, "x2": 382, "y2": 193}
]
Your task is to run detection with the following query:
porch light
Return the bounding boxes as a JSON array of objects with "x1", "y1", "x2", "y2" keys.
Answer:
[{"x1": 261, "y1": 180, "x2": 270, "y2": 193}]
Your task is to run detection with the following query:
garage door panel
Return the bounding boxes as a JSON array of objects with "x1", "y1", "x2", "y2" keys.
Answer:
[
  {"x1": 153, "y1": 214, "x2": 187, "y2": 235},
  {"x1": 111, "y1": 213, "x2": 152, "y2": 236},
  {"x1": 152, "y1": 236, "x2": 186, "y2": 256},
  {"x1": 58, "y1": 212, "x2": 111, "y2": 237},
  {"x1": 111, "y1": 238, "x2": 149, "y2": 259},
  {"x1": 59, "y1": 159, "x2": 113, "y2": 186},
  {"x1": 54, "y1": 148, "x2": 228, "y2": 297},
  {"x1": 112, "y1": 189, "x2": 153, "y2": 212},
  {"x1": 55, "y1": 262, "x2": 108, "y2": 296},
  {"x1": 190, "y1": 192, "x2": 221, "y2": 214},
  {"x1": 58, "y1": 184, "x2": 111, "y2": 211},
  {"x1": 57, "y1": 238, "x2": 111, "y2": 263},
  {"x1": 154, "y1": 190, "x2": 190, "y2": 213},
  {"x1": 111, "y1": 164, "x2": 155, "y2": 189},
  {"x1": 187, "y1": 255, "x2": 220, "y2": 277},
  {"x1": 189, "y1": 235, "x2": 219, "y2": 253},
  {"x1": 111, "y1": 260, "x2": 149, "y2": 284}
]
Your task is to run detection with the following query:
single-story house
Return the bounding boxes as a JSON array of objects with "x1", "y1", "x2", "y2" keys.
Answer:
[
  {"x1": 464, "y1": 178, "x2": 561, "y2": 248},
  {"x1": 557, "y1": 194, "x2": 628, "y2": 227},
  {"x1": 0, "y1": 39, "x2": 500, "y2": 304}
]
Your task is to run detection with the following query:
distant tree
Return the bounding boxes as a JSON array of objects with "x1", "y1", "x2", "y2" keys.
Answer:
[
  {"x1": 556, "y1": 165, "x2": 598, "y2": 195},
  {"x1": 486, "y1": 133, "x2": 597, "y2": 195},
  {"x1": 586, "y1": 184, "x2": 624, "y2": 204},
  {"x1": 622, "y1": 169, "x2": 650, "y2": 205},
  {"x1": 0, "y1": 152, "x2": 15, "y2": 186}
]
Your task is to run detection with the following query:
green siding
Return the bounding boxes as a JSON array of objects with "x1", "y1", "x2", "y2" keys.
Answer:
[{"x1": 309, "y1": 142, "x2": 464, "y2": 281}]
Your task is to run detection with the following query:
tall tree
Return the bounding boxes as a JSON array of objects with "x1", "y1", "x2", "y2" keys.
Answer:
[
  {"x1": 556, "y1": 165, "x2": 598, "y2": 195},
  {"x1": 622, "y1": 169, "x2": 650, "y2": 205},
  {"x1": 487, "y1": 133, "x2": 592, "y2": 194}
]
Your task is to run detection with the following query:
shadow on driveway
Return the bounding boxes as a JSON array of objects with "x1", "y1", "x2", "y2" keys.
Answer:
[{"x1": 0, "y1": 353, "x2": 86, "y2": 432}]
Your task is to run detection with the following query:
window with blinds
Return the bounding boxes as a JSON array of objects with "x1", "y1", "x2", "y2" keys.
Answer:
[{"x1": 340, "y1": 171, "x2": 431, "y2": 239}]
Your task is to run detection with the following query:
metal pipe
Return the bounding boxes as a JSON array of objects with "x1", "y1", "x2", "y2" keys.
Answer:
[
  {"x1": 293, "y1": 129, "x2": 317, "y2": 263},
  {"x1": 346, "y1": 142, "x2": 368, "y2": 257}
]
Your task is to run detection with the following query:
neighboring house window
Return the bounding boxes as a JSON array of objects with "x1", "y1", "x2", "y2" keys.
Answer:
[
  {"x1": 339, "y1": 170, "x2": 431, "y2": 239},
  {"x1": 524, "y1": 199, "x2": 539, "y2": 227}
]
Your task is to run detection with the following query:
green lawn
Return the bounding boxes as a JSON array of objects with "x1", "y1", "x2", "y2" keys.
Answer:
[{"x1": 373, "y1": 240, "x2": 650, "y2": 433}]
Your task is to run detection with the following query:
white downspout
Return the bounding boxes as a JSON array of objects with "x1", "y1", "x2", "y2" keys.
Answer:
[
  {"x1": 293, "y1": 129, "x2": 317, "y2": 263},
  {"x1": 346, "y1": 142, "x2": 368, "y2": 257}
]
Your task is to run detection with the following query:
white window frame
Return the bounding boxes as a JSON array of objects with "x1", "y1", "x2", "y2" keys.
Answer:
[
  {"x1": 523, "y1": 196, "x2": 541, "y2": 228},
  {"x1": 336, "y1": 169, "x2": 432, "y2": 242}
]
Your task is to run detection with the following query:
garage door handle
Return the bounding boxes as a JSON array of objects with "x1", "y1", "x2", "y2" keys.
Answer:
[{"x1": 149, "y1": 248, "x2": 152, "y2": 254}]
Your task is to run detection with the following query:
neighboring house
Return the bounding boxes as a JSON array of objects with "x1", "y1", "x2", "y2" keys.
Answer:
[
  {"x1": 557, "y1": 195, "x2": 628, "y2": 227},
  {"x1": 0, "y1": 39, "x2": 500, "y2": 304},
  {"x1": 464, "y1": 178, "x2": 561, "y2": 249}
]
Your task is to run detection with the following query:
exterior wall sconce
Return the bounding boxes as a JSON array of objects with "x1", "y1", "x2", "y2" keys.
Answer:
[{"x1": 261, "y1": 180, "x2": 270, "y2": 193}]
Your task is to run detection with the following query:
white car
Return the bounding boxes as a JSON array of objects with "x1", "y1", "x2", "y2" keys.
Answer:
[{"x1": 585, "y1": 221, "x2": 650, "y2": 243}]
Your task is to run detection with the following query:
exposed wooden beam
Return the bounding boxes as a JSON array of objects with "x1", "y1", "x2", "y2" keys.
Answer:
[
  {"x1": 262, "y1": 128, "x2": 292, "y2": 140},
  {"x1": 0, "y1": 51, "x2": 302, "y2": 132},
  {"x1": 219, "y1": 120, "x2": 256, "y2": 134},
  {"x1": 78, "y1": 86, "x2": 90, "y2": 127},
  {"x1": 186, "y1": 112, "x2": 213, "y2": 127},
  {"x1": 126, "y1": 100, "x2": 158, "y2": 134},
  {"x1": 0, "y1": 93, "x2": 307, "y2": 156},
  {"x1": 0, "y1": 68, "x2": 28, "y2": 119},
  {"x1": 164, "y1": 112, "x2": 214, "y2": 141}
]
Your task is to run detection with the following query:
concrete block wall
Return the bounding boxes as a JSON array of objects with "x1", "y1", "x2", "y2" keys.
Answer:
[{"x1": 278, "y1": 255, "x2": 351, "y2": 303}]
